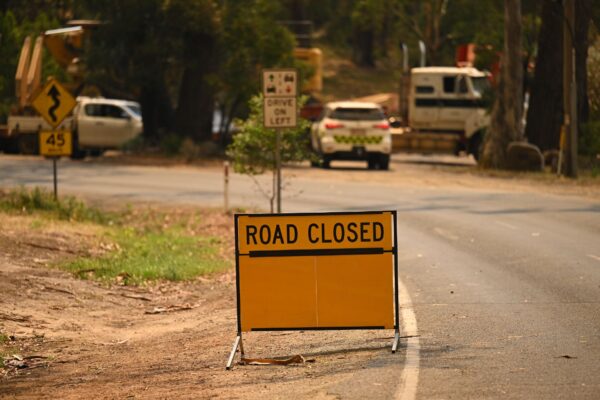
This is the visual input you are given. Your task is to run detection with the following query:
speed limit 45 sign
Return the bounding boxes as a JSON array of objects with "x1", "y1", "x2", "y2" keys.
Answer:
[{"x1": 39, "y1": 130, "x2": 72, "y2": 157}]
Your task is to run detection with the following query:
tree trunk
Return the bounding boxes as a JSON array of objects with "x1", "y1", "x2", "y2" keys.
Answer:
[
  {"x1": 575, "y1": 0, "x2": 592, "y2": 136},
  {"x1": 481, "y1": 0, "x2": 523, "y2": 168},
  {"x1": 140, "y1": 83, "x2": 172, "y2": 143},
  {"x1": 174, "y1": 66, "x2": 215, "y2": 142},
  {"x1": 525, "y1": 0, "x2": 563, "y2": 151},
  {"x1": 353, "y1": 28, "x2": 375, "y2": 67}
]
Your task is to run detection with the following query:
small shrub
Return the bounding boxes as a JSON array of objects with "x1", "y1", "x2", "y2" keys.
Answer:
[
  {"x1": 160, "y1": 133, "x2": 183, "y2": 156},
  {"x1": 580, "y1": 121, "x2": 600, "y2": 157}
]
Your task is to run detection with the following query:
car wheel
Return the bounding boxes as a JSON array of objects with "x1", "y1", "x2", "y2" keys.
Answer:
[
  {"x1": 89, "y1": 149, "x2": 104, "y2": 157},
  {"x1": 322, "y1": 156, "x2": 331, "y2": 169},
  {"x1": 468, "y1": 131, "x2": 483, "y2": 162},
  {"x1": 70, "y1": 132, "x2": 86, "y2": 160},
  {"x1": 379, "y1": 154, "x2": 390, "y2": 170}
]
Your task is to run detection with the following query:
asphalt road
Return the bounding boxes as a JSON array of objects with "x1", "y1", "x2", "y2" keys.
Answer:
[{"x1": 1, "y1": 154, "x2": 599, "y2": 399}]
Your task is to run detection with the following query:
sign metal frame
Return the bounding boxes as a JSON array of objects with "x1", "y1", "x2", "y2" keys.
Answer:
[{"x1": 226, "y1": 210, "x2": 400, "y2": 369}]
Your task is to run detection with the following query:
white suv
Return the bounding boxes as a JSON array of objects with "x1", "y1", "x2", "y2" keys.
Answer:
[{"x1": 311, "y1": 101, "x2": 392, "y2": 169}]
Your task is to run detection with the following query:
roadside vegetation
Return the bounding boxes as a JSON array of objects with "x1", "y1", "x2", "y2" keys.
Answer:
[
  {"x1": 0, "y1": 333, "x2": 10, "y2": 369},
  {"x1": 65, "y1": 228, "x2": 226, "y2": 285},
  {"x1": 0, "y1": 187, "x2": 112, "y2": 224},
  {"x1": 0, "y1": 187, "x2": 231, "y2": 285}
]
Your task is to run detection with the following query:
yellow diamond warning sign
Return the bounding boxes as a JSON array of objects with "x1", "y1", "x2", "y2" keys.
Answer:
[{"x1": 32, "y1": 79, "x2": 76, "y2": 128}]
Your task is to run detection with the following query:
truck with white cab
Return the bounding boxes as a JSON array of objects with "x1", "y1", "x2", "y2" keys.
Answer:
[{"x1": 393, "y1": 66, "x2": 491, "y2": 160}]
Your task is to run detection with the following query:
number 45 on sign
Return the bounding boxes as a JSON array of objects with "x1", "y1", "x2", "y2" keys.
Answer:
[{"x1": 39, "y1": 130, "x2": 72, "y2": 157}]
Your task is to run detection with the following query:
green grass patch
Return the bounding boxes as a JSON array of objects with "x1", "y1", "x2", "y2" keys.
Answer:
[
  {"x1": 0, "y1": 333, "x2": 8, "y2": 345},
  {"x1": 63, "y1": 227, "x2": 228, "y2": 285},
  {"x1": 1, "y1": 187, "x2": 231, "y2": 285},
  {"x1": 0, "y1": 187, "x2": 113, "y2": 224},
  {"x1": 0, "y1": 333, "x2": 12, "y2": 369}
]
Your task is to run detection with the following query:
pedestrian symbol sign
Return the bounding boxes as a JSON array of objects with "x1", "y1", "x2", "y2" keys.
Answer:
[
  {"x1": 32, "y1": 78, "x2": 76, "y2": 128},
  {"x1": 262, "y1": 69, "x2": 297, "y2": 97}
]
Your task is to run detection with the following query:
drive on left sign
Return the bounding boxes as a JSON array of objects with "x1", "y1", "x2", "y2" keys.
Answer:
[
  {"x1": 264, "y1": 97, "x2": 297, "y2": 128},
  {"x1": 32, "y1": 78, "x2": 77, "y2": 128}
]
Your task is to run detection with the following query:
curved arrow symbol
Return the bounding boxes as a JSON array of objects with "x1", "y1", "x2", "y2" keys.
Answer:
[{"x1": 47, "y1": 84, "x2": 61, "y2": 122}]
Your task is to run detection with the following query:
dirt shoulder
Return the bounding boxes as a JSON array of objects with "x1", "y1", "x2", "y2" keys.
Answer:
[{"x1": 0, "y1": 211, "x2": 399, "y2": 400}]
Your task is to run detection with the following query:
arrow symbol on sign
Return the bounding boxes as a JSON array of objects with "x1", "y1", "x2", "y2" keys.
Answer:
[{"x1": 47, "y1": 84, "x2": 61, "y2": 122}]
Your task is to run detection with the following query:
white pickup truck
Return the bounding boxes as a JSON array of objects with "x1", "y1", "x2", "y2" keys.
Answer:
[{"x1": 3, "y1": 96, "x2": 143, "y2": 157}]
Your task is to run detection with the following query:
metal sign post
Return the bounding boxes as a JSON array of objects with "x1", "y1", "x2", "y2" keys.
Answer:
[
  {"x1": 262, "y1": 69, "x2": 298, "y2": 214},
  {"x1": 275, "y1": 129, "x2": 282, "y2": 213},
  {"x1": 52, "y1": 157, "x2": 58, "y2": 200}
]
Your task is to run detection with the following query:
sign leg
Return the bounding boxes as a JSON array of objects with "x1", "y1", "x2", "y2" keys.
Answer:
[
  {"x1": 226, "y1": 335, "x2": 242, "y2": 370},
  {"x1": 392, "y1": 330, "x2": 400, "y2": 353},
  {"x1": 53, "y1": 158, "x2": 58, "y2": 200},
  {"x1": 276, "y1": 129, "x2": 282, "y2": 213}
]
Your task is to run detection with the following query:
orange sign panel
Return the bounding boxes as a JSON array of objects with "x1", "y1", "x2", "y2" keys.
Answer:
[
  {"x1": 235, "y1": 211, "x2": 398, "y2": 332},
  {"x1": 39, "y1": 130, "x2": 72, "y2": 157}
]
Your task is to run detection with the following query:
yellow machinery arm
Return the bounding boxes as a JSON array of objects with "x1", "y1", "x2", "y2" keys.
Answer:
[
  {"x1": 14, "y1": 21, "x2": 99, "y2": 111},
  {"x1": 15, "y1": 36, "x2": 43, "y2": 110}
]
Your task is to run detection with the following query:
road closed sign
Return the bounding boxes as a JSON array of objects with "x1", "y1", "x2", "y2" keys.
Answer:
[{"x1": 227, "y1": 211, "x2": 400, "y2": 368}]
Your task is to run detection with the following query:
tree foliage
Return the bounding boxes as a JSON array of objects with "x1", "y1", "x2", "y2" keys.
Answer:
[
  {"x1": 216, "y1": 1, "x2": 296, "y2": 145},
  {"x1": 226, "y1": 95, "x2": 312, "y2": 211},
  {"x1": 227, "y1": 95, "x2": 311, "y2": 175},
  {"x1": 79, "y1": 0, "x2": 295, "y2": 143},
  {"x1": 0, "y1": 9, "x2": 66, "y2": 122}
]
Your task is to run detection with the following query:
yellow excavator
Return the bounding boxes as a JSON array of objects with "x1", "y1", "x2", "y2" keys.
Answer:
[{"x1": 2, "y1": 20, "x2": 100, "y2": 153}]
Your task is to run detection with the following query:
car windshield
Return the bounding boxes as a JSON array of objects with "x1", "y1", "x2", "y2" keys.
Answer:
[
  {"x1": 330, "y1": 107, "x2": 384, "y2": 121},
  {"x1": 471, "y1": 77, "x2": 491, "y2": 96},
  {"x1": 124, "y1": 104, "x2": 142, "y2": 118}
]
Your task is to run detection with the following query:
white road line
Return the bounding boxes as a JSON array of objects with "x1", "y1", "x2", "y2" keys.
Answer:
[
  {"x1": 587, "y1": 254, "x2": 600, "y2": 262},
  {"x1": 394, "y1": 278, "x2": 420, "y2": 400},
  {"x1": 495, "y1": 220, "x2": 518, "y2": 230}
]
